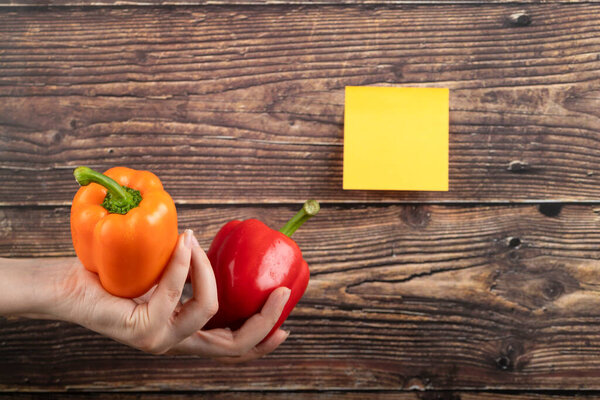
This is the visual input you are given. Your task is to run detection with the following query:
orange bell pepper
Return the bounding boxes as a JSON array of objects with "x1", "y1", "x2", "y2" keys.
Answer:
[{"x1": 70, "y1": 166, "x2": 178, "y2": 298}]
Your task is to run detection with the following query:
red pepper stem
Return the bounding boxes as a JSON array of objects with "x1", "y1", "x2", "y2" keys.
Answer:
[
  {"x1": 279, "y1": 200, "x2": 320, "y2": 237},
  {"x1": 73, "y1": 166, "x2": 132, "y2": 207}
]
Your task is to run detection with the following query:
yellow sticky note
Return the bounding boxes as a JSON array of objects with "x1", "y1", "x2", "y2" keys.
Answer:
[{"x1": 343, "y1": 86, "x2": 449, "y2": 191}]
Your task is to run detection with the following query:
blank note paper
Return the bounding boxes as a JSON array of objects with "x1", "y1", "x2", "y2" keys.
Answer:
[{"x1": 343, "y1": 86, "x2": 449, "y2": 191}]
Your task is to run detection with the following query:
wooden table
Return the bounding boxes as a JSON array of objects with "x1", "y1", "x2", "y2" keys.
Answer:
[{"x1": 2, "y1": 0, "x2": 600, "y2": 398}]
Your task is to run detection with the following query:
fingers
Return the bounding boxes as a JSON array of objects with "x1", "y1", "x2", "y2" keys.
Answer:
[
  {"x1": 214, "y1": 328, "x2": 290, "y2": 364},
  {"x1": 134, "y1": 230, "x2": 221, "y2": 354},
  {"x1": 170, "y1": 241, "x2": 219, "y2": 341},
  {"x1": 130, "y1": 233, "x2": 291, "y2": 360},
  {"x1": 147, "y1": 230, "x2": 193, "y2": 325},
  {"x1": 228, "y1": 287, "x2": 290, "y2": 351},
  {"x1": 168, "y1": 328, "x2": 290, "y2": 363},
  {"x1": 167, "y1": 287, "x2": 291, "y2": 359}
]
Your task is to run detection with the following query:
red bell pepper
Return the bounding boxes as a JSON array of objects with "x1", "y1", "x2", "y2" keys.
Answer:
[{"x1": 205, "y1": 200, "x2": 320, "y2": 337}]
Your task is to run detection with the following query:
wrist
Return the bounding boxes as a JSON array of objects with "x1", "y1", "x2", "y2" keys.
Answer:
[{"x1": 0, "y1": 257, "x2": 79, "y2": 321}]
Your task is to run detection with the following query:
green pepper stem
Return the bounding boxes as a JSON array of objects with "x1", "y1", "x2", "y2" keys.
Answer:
[
  {"x1": 73, "y1": 166, "x2": 132, "y2": 207},
  {"x1": 279, "y1": 200, "x2": 320, "y2": 237}
]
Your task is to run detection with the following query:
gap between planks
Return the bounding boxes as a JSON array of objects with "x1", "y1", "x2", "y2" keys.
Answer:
[
  {"x1": 0, "y1": 200, "x2": 599, "y2": 208},
  {"x1": 1, "y1": 1, "x2": 598, "y2": 8}
]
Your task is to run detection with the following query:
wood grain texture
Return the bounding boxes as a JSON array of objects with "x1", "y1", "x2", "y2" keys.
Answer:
[
  {"x1": 4, "y1": 204, "x2": 600, "y2": 390},
  {"x1": 4, "y1": 392, "x2": 600, "y2": 400},
  {"x1": 2, "y1": 5, "x2": 600, "y2": 204},
  {"x1": 1, "y1": 0, "x2": 597, "y2": 6}
]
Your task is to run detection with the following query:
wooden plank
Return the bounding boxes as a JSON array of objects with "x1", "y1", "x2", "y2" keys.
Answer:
[
  {"x1": 1, "y1": 0, "x2": 597, "y2": 6},
  {"x1": 3, "y1": 392, "x2": 600, "y2": 399},
  {"x1": 4, "y1": 204, "x2": 600, "y2": 390},
  {"x1": 2, "y1": 5, "x2": 600, "y2": 204}
]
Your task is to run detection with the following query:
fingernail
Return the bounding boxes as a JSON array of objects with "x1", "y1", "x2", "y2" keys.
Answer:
[
  {"x1": 284, "y1": 330, "x2": 291, "y2": 338},
  {"x1": 191, "y1": 233, "x2": 200, "y2": 247},
  {"x1": 281, "y1": 287, "x2": 291, "y2": 302},
  {"x1": 184, "y1": 229, "x2": 194, "y2": 248}
]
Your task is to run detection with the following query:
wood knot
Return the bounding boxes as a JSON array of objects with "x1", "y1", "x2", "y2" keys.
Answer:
[
  {"x1": 509, "y1": 11, "x2": 532, "y2": 27},
  {"x1": 495, "y1": 341, "x2": 526, "y2": 372},
  {"x1": 507, "y1": 237, "x2": 521, "y2": 249},
  {"x1": 51, "y1": 130, "x2": 65, "y2": 144},
  {"x1": 507, "y1": 160, "x2": 529, "y2": 172},
  {"x1": 495, "y1": 355, "x2": 512, "y2": 371},
  {"x1": 538, "y1": 203, "x2": 562, "y2": 217},
  {"x1": 542, "y1": 279, "x2": 564, "y2": 300},
  {"x1": 491, "y1": 264, "x2": 579, "y2": 309},
  {"x1": 400, "y1": 206, "x2": 431, "y2": 229}
]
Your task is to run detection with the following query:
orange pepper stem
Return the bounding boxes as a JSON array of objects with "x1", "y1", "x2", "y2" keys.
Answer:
[
  {"x1": 279, "y1": 200, "x2": 320, "y2": 237},
  {"x1": 73, "y1": 166, "x2": 141, "y2": 214}
]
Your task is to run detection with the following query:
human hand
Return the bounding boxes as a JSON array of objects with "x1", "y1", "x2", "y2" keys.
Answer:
[{"x1": 0, "y1": 230, "x2": 291, "y2": 363}]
